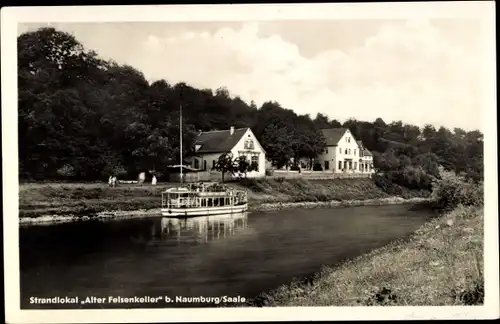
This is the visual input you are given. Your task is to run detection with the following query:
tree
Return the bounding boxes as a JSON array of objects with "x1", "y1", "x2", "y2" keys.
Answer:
[
  {"x1": 214, "y1": 153, "x2": 237, "y2": 182},
  {"x1": 422, "y1": 124, "x2": 436, "y2": 140},
  {"x1": 402, "y1": 124, "x2": 421, "y2": 143},
  {"x1": 18, "y1": 28, "x2": 108, "y2": 179},
  {"x1": 412, "y1": 153, "x2": 440, "y2": 178},
  {"x1": 234, "y1": 156, "x2": 257, "y2": 178},
  {"x1": 372, "y1": 118, "x2": 386, "y2": 148},
  {"x1": 398, "y1": 154, "x2": 412, "y2": 169},
  {"x1": 294, "y1": 115, "x2": 326, "y2": 167},
  {"x1": 343, "y1": 118, "x2": 362, "y2": 139},
  {"x1": 330, "y1": 119, "x2": 342, "y2": 128},
  {"x1": 17, "y1": 26, "x2": 484, "y2": 188},
  {"x1": 313, "y1": 112, "x2": 331, "y2": 129},
  {"x1": 260, "y1": 122, "x2": 295, "y2": 168},
  {"x1": 375, "y1": 148, "x2": 400, "y2": 171}
]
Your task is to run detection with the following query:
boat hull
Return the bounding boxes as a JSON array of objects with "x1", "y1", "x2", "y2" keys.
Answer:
[{"x1": 161, "y1": 203, "x2": 248, "y2": 217}]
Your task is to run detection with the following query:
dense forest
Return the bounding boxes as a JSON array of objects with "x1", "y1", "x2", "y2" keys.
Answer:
[{"x1": 18, "y1": 28, "x2": 484, "y2": 191}]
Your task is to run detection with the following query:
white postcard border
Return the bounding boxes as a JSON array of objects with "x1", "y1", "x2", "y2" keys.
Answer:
[{"x1": 2, "y1": 2, "x2": 498, "y2": 323}]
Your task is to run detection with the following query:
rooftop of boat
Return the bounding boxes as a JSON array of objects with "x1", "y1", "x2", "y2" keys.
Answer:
[{"x1": 163, "y1": 182, "x2": 242, "y2": 194}]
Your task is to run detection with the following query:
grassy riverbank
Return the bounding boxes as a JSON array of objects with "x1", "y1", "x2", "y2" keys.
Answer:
[
  {"x1": 249, "y1": 204, "x2": 484, "y2": 306},
  {"x1": 19, "y1": 178, "x2": 429, "y2": 219},
  {"x1": 19, "y1": 182, "x2": 166, "y2": 218},
  {"x1": 240, "y1": 178, "x2": 428, "y2": 205}
]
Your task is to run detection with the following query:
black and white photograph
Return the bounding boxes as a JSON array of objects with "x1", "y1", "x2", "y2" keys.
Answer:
[{"x1": 2, "y1": 2, "x2": 498, "y2": 323}]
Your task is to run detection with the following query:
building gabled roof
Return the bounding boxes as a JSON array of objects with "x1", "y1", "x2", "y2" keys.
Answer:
[
  {"x1": 356, "y1": 139, "x2": 373, "y2": 156},
  {"x1": 320, "y1": 128, "x2": 349, "y2": 146},
  {"x1": 194, "y1": 127, "x2": 249, "y2": 154},
  {"x1": 362, "y1": 148, "x2": 373, "y2": 157}
]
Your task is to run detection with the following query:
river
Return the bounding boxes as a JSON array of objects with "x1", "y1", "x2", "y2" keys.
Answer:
[{"x1": 19, "y1": 204, "x2": 435, "y2": 309}]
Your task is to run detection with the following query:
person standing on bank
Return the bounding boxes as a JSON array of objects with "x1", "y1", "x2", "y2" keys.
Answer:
[
  {"x1": 138, "y1": 172, "x2": 146, "y2": 185},
  {"x1": 151, "y1": 174, "x2": 157, "y2": 195}
]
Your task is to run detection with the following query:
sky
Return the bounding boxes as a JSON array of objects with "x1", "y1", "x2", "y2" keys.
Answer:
[{"x1": 18, "y1": 19, "x2": 485, "y2": 131}]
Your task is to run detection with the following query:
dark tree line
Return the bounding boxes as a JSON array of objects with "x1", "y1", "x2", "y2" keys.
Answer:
[{"x1": 18, "y1": 28, "x2": 483, "y2": 190}]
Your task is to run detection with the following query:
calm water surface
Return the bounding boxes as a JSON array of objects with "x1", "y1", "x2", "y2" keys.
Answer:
[{"x1": 19, "y1": 204, "x2": 434, "y2": 309}]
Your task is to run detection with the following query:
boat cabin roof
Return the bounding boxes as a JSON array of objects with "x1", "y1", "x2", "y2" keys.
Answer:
[
  {"x1": 163, "y1": 182, "x2": 234, "y2": 194},
  {"x1": 164, "y1": 187, "x2": 190, "y2": 194}
]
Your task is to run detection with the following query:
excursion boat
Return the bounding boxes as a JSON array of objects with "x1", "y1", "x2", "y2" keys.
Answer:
[
  {"x1": 161, "y1": 105, "x2": 248, "y2": 217},
  {"x1": 161, "y1": 182, "x2": 248, "y2": 217}
]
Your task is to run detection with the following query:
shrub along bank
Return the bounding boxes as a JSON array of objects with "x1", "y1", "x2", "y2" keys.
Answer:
[
  {"x1": 19, "y1": 177, "x2": 429, "y2": 219},
  {"x1": 240, "y1": 177, "x2": 429, "y2": 208},
  {"x1": 248, "y1": 172, "x2": 484, "y2": 306}
]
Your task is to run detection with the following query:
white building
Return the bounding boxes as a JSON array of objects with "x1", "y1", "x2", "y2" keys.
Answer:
[
  {"x1": 190, "y1": 126, "x2": 266, "y2": 178},
  {"x1": 316, "y1": 128, "x2": 374, "y2": 173},
  {"x1": 357, "y1": 141, "x2": 375, "y2": 173}
]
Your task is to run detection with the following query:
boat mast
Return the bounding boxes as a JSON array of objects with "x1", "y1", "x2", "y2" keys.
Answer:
[{"x1": 180, "y1": 104, "x2": 183, "y2": 183}]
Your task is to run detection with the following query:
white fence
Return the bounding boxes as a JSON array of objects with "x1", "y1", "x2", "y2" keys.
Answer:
[
  {"x1": 169, "y1": 171, "x2": 235, "y2": 183},
  {"x1": 266, "y1": 170, "x2": 373, "y2": 180},
  {"x1": 168, "y1": 170, "x2": 373, "y2": 182}
]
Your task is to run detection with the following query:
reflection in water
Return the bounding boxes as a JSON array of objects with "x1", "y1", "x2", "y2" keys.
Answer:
[
  {"x1": 160, "y1": 213, "x2": 249, "y2": 244},
  {"x1": 127, "y1": 213, "x2": 250, "y2": 247}
]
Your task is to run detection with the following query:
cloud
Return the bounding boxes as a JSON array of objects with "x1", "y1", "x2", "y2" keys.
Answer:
[
  {"x1": 124, "y1": 20, "x2": 481, "y2": 130},
  {"x1": 19, "y1": 20, "x2": 484, "y2": 130}
]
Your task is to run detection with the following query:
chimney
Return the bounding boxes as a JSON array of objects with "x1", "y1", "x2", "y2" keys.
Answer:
[{"x1": 230, "y1": 126, "x2": 234, "y2": 135}]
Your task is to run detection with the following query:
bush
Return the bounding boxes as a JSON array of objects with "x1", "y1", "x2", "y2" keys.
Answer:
[
  {"x1": 458, "y1": 279, "x2": 484, "y2": 305},
  {"x1": 396, "y1": 166, "x2": 434, "y2": 190},
  {"x1": 359, "y1": 287, "x2": 399, "y2": 306},
  {"x1": 102, "y1": 163, "x2": 128, "y2": 178},
  {"x1": 290, "y1": 165, "x2": 300, "y2": 171},
  {"x1": 239, "y1": 178, "x2": 265, "y2": 192},
  {"x1": 465, "y1": 169, "x2": 483, "y2": 183},
  {"x1": 430, "y1": 170, "x2": 484, "y2": 210},
  {"x1": 56, "y1": 164, "x2": 76, "y2": 178},
  {"x1": 373, "y1": 173, "x2": 404, "y2": 196}
]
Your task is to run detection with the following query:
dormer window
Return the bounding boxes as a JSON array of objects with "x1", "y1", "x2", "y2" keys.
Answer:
[{"x1": 244, "y1": 139, "x2": 254, "y2": 150}]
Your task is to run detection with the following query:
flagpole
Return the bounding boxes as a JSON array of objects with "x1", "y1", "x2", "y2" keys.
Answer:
[{"x1": 180, "y1": 104, "x2": 183, "y2": 183}]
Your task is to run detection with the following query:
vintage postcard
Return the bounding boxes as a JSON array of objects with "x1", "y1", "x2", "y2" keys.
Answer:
[{"x1": 2, "y1": 2, "x2": 498, "y2": 323}]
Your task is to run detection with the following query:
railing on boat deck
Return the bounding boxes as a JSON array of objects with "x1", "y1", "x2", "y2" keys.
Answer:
[{"x1": 162, "y1": 190, "x2": 247, "y2": 209}]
